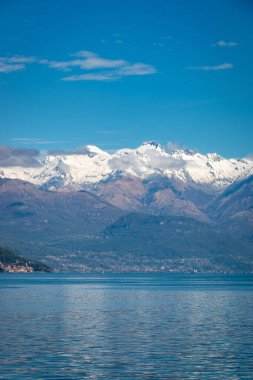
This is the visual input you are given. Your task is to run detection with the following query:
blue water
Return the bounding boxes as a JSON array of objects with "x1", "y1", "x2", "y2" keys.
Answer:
[{"x1": 0, "y1": 273, "x2": 253, "y2": 379}]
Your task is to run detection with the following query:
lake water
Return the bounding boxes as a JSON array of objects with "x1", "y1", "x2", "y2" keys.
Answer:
[{"x1": 0, "y1": 273, "x2": 253, "y2": 379}]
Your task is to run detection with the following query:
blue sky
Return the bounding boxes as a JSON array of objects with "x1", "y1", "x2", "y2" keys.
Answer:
[{"x1": 0, "y1": 0, "x2": 253, "y2": 157}]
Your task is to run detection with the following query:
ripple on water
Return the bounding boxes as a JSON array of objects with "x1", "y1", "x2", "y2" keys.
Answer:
[{"x1": 0, "y1": 273, "x2": 253, "y2": 379}]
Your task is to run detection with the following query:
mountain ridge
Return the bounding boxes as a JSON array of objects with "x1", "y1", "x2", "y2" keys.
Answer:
[
  {"x1": 1, "y1": 143, "x2": 252, "y2": 272},
  {"x1": 1, "y1": 142, "x2": 252, "y2": 221},
  {"x1": 1, "y1": 142, "x2": 252, "y2": 193}
]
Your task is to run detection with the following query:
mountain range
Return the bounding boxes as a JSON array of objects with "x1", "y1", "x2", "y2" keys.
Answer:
[{"x1": 0, "y1": 142, "x2": 252, "y2": 272}]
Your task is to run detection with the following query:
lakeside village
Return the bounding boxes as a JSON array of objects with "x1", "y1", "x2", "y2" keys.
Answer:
[{"x1": 0, "y1": 262, "x2": 34, "y2": 273}]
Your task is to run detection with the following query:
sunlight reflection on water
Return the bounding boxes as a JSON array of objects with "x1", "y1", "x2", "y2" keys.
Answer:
[{"x1": 0, "y1": 273, "x2": 253, "y2": 379}]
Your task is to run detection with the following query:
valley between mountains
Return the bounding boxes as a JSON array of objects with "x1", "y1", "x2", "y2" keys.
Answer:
[{"x1": 0, "y1": 142, "x2": 253, "y2": 272}]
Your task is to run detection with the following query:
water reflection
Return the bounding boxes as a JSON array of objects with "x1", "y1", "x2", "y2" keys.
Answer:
[{"x1": 0, "y1": 274, "x2": 253, "y2": 379}]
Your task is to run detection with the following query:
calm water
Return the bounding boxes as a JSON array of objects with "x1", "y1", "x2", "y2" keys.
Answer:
[{"x1": 0, "y1": 274, "x2": 253, "y2": 379}]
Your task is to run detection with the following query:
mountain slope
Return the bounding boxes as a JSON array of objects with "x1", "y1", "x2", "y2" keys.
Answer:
[
  {"x1": 0, "y1": 178, "x2": 125, "y2": 267},
  {"x1": 93, "y1": 175, "x2": 210, "y2": 221},
  {"x1": 207, "y1": 175, "x2": 253, "y2": 241},
  {"x1": 106, "y1": 213, "x2": 253, "y2": 258},
  {"x1": 2, "y1": 193, "x2": 252, "y2": 272},
  {"x1": 66, "y1": 213, "x2": 253, "y2": 273}
]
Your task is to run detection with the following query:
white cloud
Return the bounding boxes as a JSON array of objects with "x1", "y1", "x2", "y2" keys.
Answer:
[
  {"x1": 79, "y1": 56, "x2": 126, "y2": 69},
  {"x1": 11, "y1": 138, "x2": 67, "y2": 145},
  {"x1": 119, "y1": 63, "x2": 156, "y2": 76},
  {"x1": 1, "y1": 51, "x2": 156, "y2": 82},
  {"x1": 39, "y1": 59, "x2": 72, "y2": 72},
  {"x1": 60, "y1": 52, "x2": 156, "y2": 81},
  {"x1": 0, "y1": 62, "x2": 25, "y2": 73},
  {"x1": 109, "y1": 149, "x2": 186, "y2": 176},
  {"x1": 0, "y1": 145, "x2": 41, "y2": 167},
  {"x1": 72, "y1": 51, "x2": 97, "y2": 58},
  {"x1": 11, "y1": 138, "x2": 39, "y2": 142},
  {"x1": 41, "y1": 52, "x2": 127, "y2": 71},
  {"x1": 4, "y1": 56, "x2": 37, "y2": 63},
  {"x1": 62, "y1": 72, "x2": 118, "y2": 82},
  {"x1": 212, "y1": 40, "x2": 238, "y2": 47},
  {"x1": 62, "y1": 63, "x2": 156, "y2": 81},
  {"x1": 0, "y1": 55, "x2": 36, "y2": 63},
  {"x1": 0, "y1": 56, "x2": 36, "y2": 73},
  {"x1": 246, "y1": 154, "x2": 253, "y2": 161},
  {"x1": 189, "y1": 63, "x2": 234, "y2": 71}
]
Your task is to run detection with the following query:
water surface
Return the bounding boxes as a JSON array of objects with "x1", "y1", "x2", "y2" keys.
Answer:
[{"x1": 0, "y1": 273, "x2": 253, "y2": 379}]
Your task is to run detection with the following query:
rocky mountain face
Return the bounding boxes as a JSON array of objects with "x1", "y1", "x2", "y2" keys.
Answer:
[
  {"x1": 1, "y1": 142, "x2": 252, "y2": 221},
  {"x1": 0, "y1": 178, "x2": 124, "y2": 237},
  {"x1": 0, "y1": 142, "x2": 252, "y2": 272},
  {"x1": 1, "y1": 182, "x2": 252, "y2": 272},
  {"x1": 93, "y1": 175, "x2": 210, "y2": 221},
  {"x1": 207, "y1": 175, "x2": 253, "y2": 241}
]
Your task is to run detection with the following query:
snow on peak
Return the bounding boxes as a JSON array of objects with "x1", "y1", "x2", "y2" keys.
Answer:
[
  {"x1": 0, "y1": 141, "x2": 253, "y2": 191},
  {"x1": 137, "y1": 141, "x2": 163, "y2": 152},
  {"x1": 72, "y1": 145, "x2": 108, "y2": 156},
  {"x1": 143, "y1": 141, "x2": 161, "y2": 149},
  {"x1": 207, "y1": 153, "x2": 223, "y2": 162},
  {"x1": 84, "y1": 145, "x2": 107, "y2": 155}
]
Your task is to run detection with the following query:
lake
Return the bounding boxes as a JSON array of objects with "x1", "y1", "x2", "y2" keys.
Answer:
[{"x1": 0, "y1": 273, "x2": 253, "y2": 379}]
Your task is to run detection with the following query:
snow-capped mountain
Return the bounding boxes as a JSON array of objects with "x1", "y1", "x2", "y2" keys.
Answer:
[
  {"x1": 1, "y1": 143, "x2": 253, "y2": 272},
  {"x1": 1, "y1": 142, "x2": 252, "y2": 193}
]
